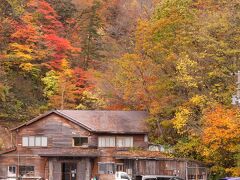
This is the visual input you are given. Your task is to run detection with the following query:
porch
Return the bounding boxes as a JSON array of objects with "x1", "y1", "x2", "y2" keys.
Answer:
[
  {"x1": 114, "y1": 150, "x2": 208, "y2": 180},
  {"x1": 39, "y1": 148, "x2": 100, "y2": 180}
]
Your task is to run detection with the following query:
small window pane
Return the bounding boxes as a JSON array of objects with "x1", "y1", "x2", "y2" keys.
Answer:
[
  {"x1": 125, "y1": 137, "x2": 133, "y2": 147},
  {"x1": 99, "y1": 137, "x2": 103, "y2": 147},
  {"x1": 116, "y1": 137, "x2": 133, "y2": 147},
  {"x1": 144, "y1": 135, "x2": 148, "y2": 142},
  {"x1": 29, "y1": 136, "x2": 35, "y2": 146},
  {"x1": 41, "y1": 137, "x2": 48, "y2": 147},
  {"x1": 110, "y1": 137, "x2": 115, "y2": 147},
  {"x1": 117, "y1": 137, "x2": 123, "y2": 147},
  {"x1": 99, "y1": 137, "x2": 106, "y2": 147},
  {"x1": 80, "y1": 137, "x2": 88, "y2": 145},
  {"x1": 98, "y1": 137, "x2": 101, "y2": 147},
  {"x1": 106, "y1": 137, "x2": 110, "y2": 147},
  {"x1": 35, "y1": 137, "x2": 41, "y2": 146},
  {"x1": 22, "y1": 137, "x2": 29, "y2": 147}
]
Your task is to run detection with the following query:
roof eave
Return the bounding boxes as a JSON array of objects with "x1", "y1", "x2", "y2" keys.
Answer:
[
  {"x1": 10, "y1": 110, "x2": 56, "y2": 131},
  {"x1": 94, "y1": 131, "x2": 148, "y2": 134},
  {"x1": 0, "y1": 146, "x2": 17, "y2": 155},
  {"x1": 39, "y1": 154, "x2": 100, "y2": 157}
]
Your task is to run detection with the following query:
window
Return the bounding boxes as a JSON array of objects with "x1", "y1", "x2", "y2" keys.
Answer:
[
  {"x1": 8, "y1": 166, "x2": 16, "y2": 177},
  {"x1": 98, "y1": 136, "x2": 115, "y2": 147},
  {"x1": 19, "y1": 166, "x2": 34, "y2": 177},
  {"x1": 8, "y1": 166, "x2": 16, "y2": 174},
  {"x1": 116, "y1": 136, "x2": 133, "y2": 147},
  {"x1": 22, "y1": 137, "x2": 29, "y2": 147},
  {"x1": 35, "y1": 137, "x2": 41, "y2": 146},
  {"x1": 41, "y1": 137, "x2": 48, "y2": 147},
  {"x1": 98, "y1": 162, "x2": 115, "y2": 174},
  {"x1": 73, "y1": 137, "x2": 88, "y2": 146},
  {"x1": 144, "y1": 135, "x2": 148, "y2": 142},
  {"x1": 29, "y1": 136, "x2": 35, "y2": 147},
  {"x1": 22, "y1": 136, "x2": 47, "y2": 147},
  {"x1": 98, "y1": 136, "x2": 134, "y2": 147}
]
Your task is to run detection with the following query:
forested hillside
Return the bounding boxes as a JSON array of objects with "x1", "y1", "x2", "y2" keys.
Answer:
[{"x1": 0, "y1": 0, "x2": 239, "y2": 178}]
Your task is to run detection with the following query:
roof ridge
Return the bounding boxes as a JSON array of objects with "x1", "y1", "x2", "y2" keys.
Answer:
[{"x1": 57, "y1": 110, "x2": 147, "y2": 112}]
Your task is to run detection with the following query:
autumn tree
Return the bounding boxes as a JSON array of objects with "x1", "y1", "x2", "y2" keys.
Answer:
[
  {"x1": 202, "y1": 105, "x2": 240, "y2": 177},
  {"x1": 42, "y1": 59, "x2": 97, "y2": 109},
  {"x1": 100, "y1": 0, "x2": 240, "y2": 177},
  {"x1": 77, "y1": 0, "x2": 103, "y2": 69},
  {"x1": 0, "y1": 0, "x2": 95, "y2": 121}
]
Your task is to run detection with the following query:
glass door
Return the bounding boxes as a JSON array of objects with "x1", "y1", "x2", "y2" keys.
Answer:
[{"x1": 62, "y1": 162, "x2": 77, "y2": 180}]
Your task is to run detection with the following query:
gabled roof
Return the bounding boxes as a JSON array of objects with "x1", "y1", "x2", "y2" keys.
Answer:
[{"x1": 12, "y1": 110, "x2": 149, "y2": 134}]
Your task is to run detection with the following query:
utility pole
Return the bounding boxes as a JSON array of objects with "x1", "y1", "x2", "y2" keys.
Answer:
[{"x1": 232, "y1": 71, "x2": 240, "y2": 105}]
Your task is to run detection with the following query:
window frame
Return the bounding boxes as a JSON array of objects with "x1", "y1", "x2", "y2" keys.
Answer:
[
  {"x1": 19, "y1": 165, "x2": 35, "y2": 177},
  {"x1": 116, "y1": 136, "x2": 133, "y2": 147},
  {"x1": 22, "y1": 136, "x2": 48, "y2": 147},
  {"x1": 8, "y1": 165, "x2": 17, "y2": 177},
  {"x1": 72, "y1": 137, "x2": 88, "y2": 147},
  {"x1": 98, "y1": 162, "x2": 115, "y2": 174},
  {"x1": 98, "y1": 136, "x2": 116, "y2": 147}
]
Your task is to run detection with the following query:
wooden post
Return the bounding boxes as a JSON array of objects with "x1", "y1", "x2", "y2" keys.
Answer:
[
  {"x1": 185, "y1": 162, "x2": 188, "y2": 180},
  {"x1": 49, "y1": 159, "x2": 53, "y2": 180},
  {"x1": 195, "y1": 164, "x2": 198, "y2": 180},
  {"x1": 86, "y1": 158, "x2": 91, "y2": 180}
]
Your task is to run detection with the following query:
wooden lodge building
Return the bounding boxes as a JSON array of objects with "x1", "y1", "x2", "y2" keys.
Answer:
[{"x1": 0, "y1": 110, "x2": 207, "y2": 180}]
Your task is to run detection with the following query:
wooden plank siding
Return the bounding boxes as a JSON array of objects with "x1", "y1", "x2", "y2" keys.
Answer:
[
  {"x1": 120, "y1": 159, "x2": 207, "y2": 180},
  {"x1": 0, "y1": 111, "x2": 207, "y2": 180},
  {"x1": 0, "y1": 113, "x2": 97, "y2": 179},
  {"x1": 15, "y1": 113, "x2": 95, "y2": 150}
]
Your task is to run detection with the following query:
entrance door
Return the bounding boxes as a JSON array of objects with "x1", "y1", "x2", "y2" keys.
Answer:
[
  {"x1": 62, "y1": 163, "x2": 77, "y2": 180},
  {"x1": 116, "y1": 163, "x2": 124, "y2": 172}
]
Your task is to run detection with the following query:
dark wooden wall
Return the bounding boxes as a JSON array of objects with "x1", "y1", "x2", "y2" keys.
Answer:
[
  {"x1": 0, "y1": 114, "x2": 94, "y2": 179},
  {"x1": 123, "y1": 159, "x2": 187, "y2": 179},
  {"x1": 0, "y1": 113, "x2": 150, "y2": 180},
  {"x1": 0, "y1": 155, "x2": 47, "y2": 178},
  {"x1": 16, "y1": 113, "x2": 94, "y2": 149}
]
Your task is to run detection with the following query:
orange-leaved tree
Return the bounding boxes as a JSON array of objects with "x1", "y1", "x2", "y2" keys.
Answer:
[
  {"x1": 42, "y1": 59, "x2": 94, "y2": 109},
  {"x1": 202, "y1": 105, "x2": 240, "y2": 176}
]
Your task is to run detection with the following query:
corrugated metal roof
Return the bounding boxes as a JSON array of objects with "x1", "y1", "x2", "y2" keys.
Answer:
[
  {"x1": 57, "y1": 110, "x2": 148, "y2": 134},
  {"x1": 114, "y1": 150, "x2": 169, "y2": 159},
  {"x1": 38, "y1": 147, "x2": 100, "y2": 157},
  {"x1": 12, "y1": 110, "x2": 149, "y2": 134}
]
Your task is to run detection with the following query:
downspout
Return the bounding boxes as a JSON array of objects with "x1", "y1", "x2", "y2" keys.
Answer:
[{"x1": 16, "y1": 129, "x2": 20, "y2": 179}]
